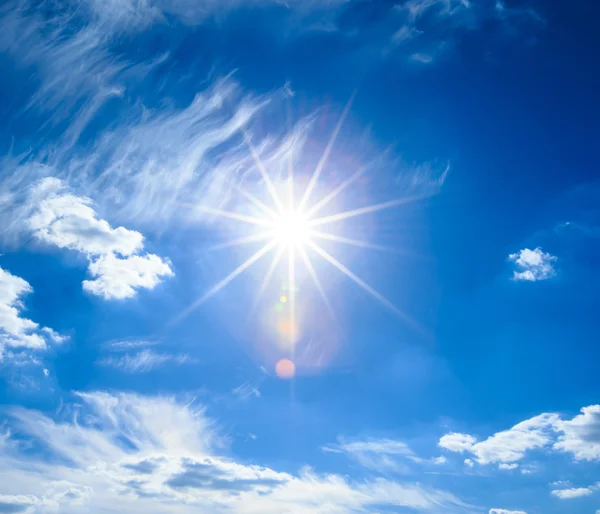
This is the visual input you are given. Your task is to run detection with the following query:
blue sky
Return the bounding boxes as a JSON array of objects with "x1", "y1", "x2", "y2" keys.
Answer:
[{"x1": 1, "y1": 0, "x2": 599, "y2": 512}]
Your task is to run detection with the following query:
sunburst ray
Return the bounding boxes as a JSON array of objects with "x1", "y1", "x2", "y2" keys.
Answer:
[
  {"x1": 304, "y1": 165, "x2": 367, "y2": 219},
  {"x1": 310, "y1": 194, "x2": 428, "y2": 227},
  {"x1": 297, "y1": 245, "x2": 336, "y2": 320},
  {"x1": 171, "y1": 241, "x2": 277, "y2": 325},
  {"x1": 208, "y1": 232, "x2": 274, "y2": 251},
  {"x1": 297, "y1": 91, "x2": 357, "y2": 211},
  {"x1": 306, "y1": 240, "x2": 421, "y2": 332},
  {"x1": 310, "y1": 230, "x2": 391, "y2": 252},
  {"x1": 242, "y1": 128, "x2": 285, "y2": 213},
  {"x1": 238, "y1": 187, "x2": 279, "y2": 220},
  {"x1": 192, "y1": 204, "x2": 273, "y2": 227}
]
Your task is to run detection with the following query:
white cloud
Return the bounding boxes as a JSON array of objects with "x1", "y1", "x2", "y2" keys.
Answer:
[
  {"x1": 0, "y1": 266, "x2": 65, "y2": 356},
  {"x1": 28, "y1": 179, "x2": 143, "y2": 256},
  {"x1": 440, "y1": 406, "x2": 600, "y2": 466},
  {"x1": 439, "y1": 433, "x2": 477, "y2": 453},
  {"x1": 0, "y1": 391, "x2": 469, "y2": 513},
  {"x1": 499, "y1": 463, "x2": 518, "y2": 470},
  {"x1": 489, "y1": 510, "x2": 527, "y2": 514},
  {"x1": 553, "y1": 405, "x2": 600, "y2": 461},
  {"x1": 25, "y1": 178, "x2": 173, "y2": 300},
  {"x1": 444, "y1": 413, "x2": 558, "y2": 465},
  {"x1": 98, "y1": 349, "x2": 193, "y2": 373},
  {"x1": 83, "y1": 253, "x2": 173, "y2": 300},
  {"x1": 464, "y1": 459, "x2": 474, "y2": 468},
  {"x1": 508, "y1": 247, "x2": 557, "y2": 281},
  {"x1": 551, "y1": 486, "x2": 596, "y2": 500}
]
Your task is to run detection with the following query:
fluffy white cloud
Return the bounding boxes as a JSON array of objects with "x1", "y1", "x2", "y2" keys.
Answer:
[
  {"x1": 508, "y1": 247, "x2": 557, "y2": 281},
  {"x1": 553, "y1": 405, "x2": 600, "y2": 461},
  {"x1": 0, "y1": 266, "x2": 65, "y2": 356},
  {"x1": 28, "y1": 179, "x2": 143, "y2": 256},
  {"x1": 98, "y1": 349, "x2": 192, "y2": 373},
  {"x1": 551, "y1": 486, "x2": 596, "y2": 500},
  {"x1": 26, "y1": 178, "x2": 173, "y2": 300},
  {"x1": 0, "y1": 392, "x2": 469, "y2": 513},
  {"x1": 489, "y1": 510, "x2": 527, "y2": 514},
  {"x1": 439, "y1": 433, "x2": 477, "y2": 453},
  {"x1": 439, "y1": 407, "x2": 600, "y2": 465},
  {"x1": 83, "y1": 253, "x2": 173, "y2": 300},
  {"x1": 499, "y1": 463, "x2": 519, "y2": 470}
]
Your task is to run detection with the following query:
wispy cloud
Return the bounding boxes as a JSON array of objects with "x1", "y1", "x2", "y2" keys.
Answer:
[
  {"x1": 508, "y1": 247, "x2": 557, "y2": 281},
  {"x1": 232, "y1": 382, "x2": 261, "y2": 400},
  {"x1": 322, "y1": 437, "x2": 447, "y2": 473},
  {"x1": 0, "y1": 391, "x2": 470, "y2": 513},
  {"x1": 103, "y1": 339, "x2": 160, "y2": 351},
  {"x1": 98, "y1": 349, "x2": 193, "y2": 373},
  {"x1": 385, "y1": 0, "x2": 544, "y2": 63},
  {"x1": 489, "y1": 510, "x2": 527, "y2": 514}
]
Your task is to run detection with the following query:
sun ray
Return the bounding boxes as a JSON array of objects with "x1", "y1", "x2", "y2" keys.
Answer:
[
  {"x1": 297, "y1": 245, "x2": 336, "y2": 320},
  {"x1": 297, "y1": 91, "x2": 357, "y2": 211},
  {"x1": 310, "y1": 230, "x2": 392, "y2": 252},
  {"x1": 247, "y1": 245, "x2": 286, "y2": 322},
  {"x1": 306, "y1": 240, "x2": 421, "y2": 331},
  {"x1": 208, "y1": 232, "x2": 274, "y2": 251},
  {"x1": 191, "y1": 204, "x2": 274, "y2": 227},
  {"x1": 309, "y1": 194, "x2": 428, "y2": 227},
  {"x1": 287, "y1": 246, "x2": 297, "y2": 356},
  {"x1": 241, "y1": 128, "x2": 285, "y2": 213},
  {"x1": 171, "y1": 241, "x2": 277, "y2": 326},
  {"x1": 238, "y1": 187, "x2": 279, "y2": 220},
  {"x1": 304, "y1": 165, "x2": 367, "y2": 219}
]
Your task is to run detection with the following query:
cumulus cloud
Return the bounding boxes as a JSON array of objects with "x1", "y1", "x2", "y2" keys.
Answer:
[
  {"x1": 0, "y1": 266, "x2": 65, "y2": 357},
  {"x1": 439, "y1": 406, "x2": 600, "y2": 466},
  {"x1": 498, "y1": 463, "x2": 518, "y2": 470},
  {"x1": 24, "y1": 178, "x2": 173, "y2": 300},
  {"x1": 551, "y1": 486, "x2": 597, "y2": 500},
  {"x1": 0, "y1": 391, "x2": 469, "y2": 513},
  {"x1": 489, "y1": 510, "x2": 527, "y2": 514},
  {"x1": 98, "y1": 349, "x2": 193, "y2": 373},
  {"x1": 553, "y1": 405, "x2": 600, "y2": 461},
  {"x1": 508, "y1": 247, "x2": 557, "y2": 281}
]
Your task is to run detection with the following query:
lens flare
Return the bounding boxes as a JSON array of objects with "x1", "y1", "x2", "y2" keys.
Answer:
[{"x1": 276, "y1": 358, "x2": 296, "y2": 379}]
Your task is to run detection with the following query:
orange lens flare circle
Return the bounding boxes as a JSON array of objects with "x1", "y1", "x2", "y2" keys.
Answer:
[{"x1": 275, "y1": 358, "x2": 296, "y2": 379}]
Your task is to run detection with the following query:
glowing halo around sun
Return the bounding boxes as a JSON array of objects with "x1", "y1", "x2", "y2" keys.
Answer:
[{"x1": 175, "y1": 93, "x2": 427, "y2": 376}]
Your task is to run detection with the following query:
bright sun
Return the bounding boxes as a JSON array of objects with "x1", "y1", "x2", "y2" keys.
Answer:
[
  {"x1": 271, "y1": 210, "x2": 311, "y2": 248},
  {"x1": 177, "y1": 93, "x2": 422, "y2": 346}
]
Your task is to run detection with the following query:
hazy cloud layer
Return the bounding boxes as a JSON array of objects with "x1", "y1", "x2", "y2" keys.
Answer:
[{"x1": 0, "y1": 392, "x2": 470, "y2": 513}]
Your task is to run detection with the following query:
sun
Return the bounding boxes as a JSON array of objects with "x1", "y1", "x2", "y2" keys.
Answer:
[
  {"x1": 174, "y1": 92, "x2": 424, "y2": 344},
  {"x1": 270, "y1": 210, "x2": 312, "y2": 248}
]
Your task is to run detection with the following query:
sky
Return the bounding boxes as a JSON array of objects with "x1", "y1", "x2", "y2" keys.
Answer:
[{"x1": 0, "y1": 0, "x2": 599, "y2": 513}]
